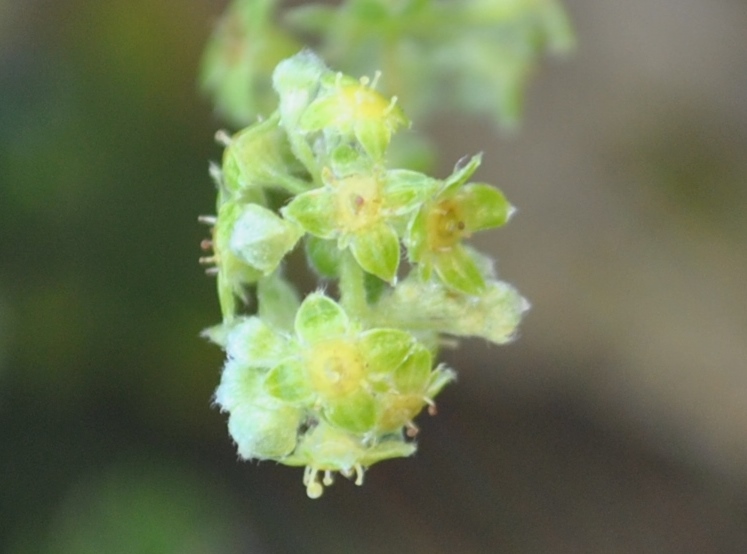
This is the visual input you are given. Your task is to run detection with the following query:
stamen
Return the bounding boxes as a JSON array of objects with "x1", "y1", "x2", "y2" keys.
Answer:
[
  {"x1": 200, "y1": 239, "x2": 213, "y2": 251},
  {"x1": 322, "y1": 470, "x2": 334, "y2": 486},
  {"x1": 406, "y1": 422, "x2": 419, "y2": 437},
  {"x1": 371, "y1": 70, "x2": 382, "y2": 89},
  {"x1": 214, "y1": 130, "x2": 231, "y2": 146},
  {"x1": 303, "y1": 466, "x2": 324, "y2": 498},
  {"x1": 425, "y1": 398, "x2": 438, "y2": 416},
  {"x1": 204, "y1": 267, "x2": 219, "y2": 276},
  {"x1": 384, "y1": 95, "x2": 398, "y2": 115},
  {"x1": 198, "y1": 215, "x2": 217, "y2": 225},
  {"x1": 354, "y1": 464, "x2": 365, "y2": 486},
  {"x1": 208, "y1": 162, "x2": 222, "y2": 186},
  {"x1": 199, "y1": 256, "x2": 216, "y2": 265}
]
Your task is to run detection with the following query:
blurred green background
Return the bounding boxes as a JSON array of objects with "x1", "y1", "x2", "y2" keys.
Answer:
[{"x1": 2, "y1": 1, "x2": 747, "y2": 552}]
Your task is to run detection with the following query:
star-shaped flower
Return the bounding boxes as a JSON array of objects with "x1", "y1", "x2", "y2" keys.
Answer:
[
  {"x1": 299, "y1": 71, "x2": 409, "y2": 160},
  {"x1": 282, "y1": 166, "x2": 438, "y2": 282},
  {"x1": 220, "y1": 293, "x2": 453, "y2": 436},
  {"x1": 405, "y1": 153, "x2": 513, "y2": 295}
]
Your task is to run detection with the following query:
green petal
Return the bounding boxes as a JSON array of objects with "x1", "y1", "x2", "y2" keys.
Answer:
[
  {"x1": 433, "y1": 245, "x2": 486, "y2": 295},
  {"x1": 354, "y1": 117, "x2": 389, "y2": 160},
  {"x1": 299, "y1": 95, "x2": 346, "y2": 132},
  {"x1": 304, "y1": 236, "x2": 341, "y2": 278},
  {"x1": 426, "y1": 365, "x2": 457, "y2": 399},
  {"x1": 264, "y1": 359, "x2": 314, "y2": 403},
  {"x1": 382, "y1": 170, "x2": 439, "y2": 215},
  {"x1": 282, "y1": 189, "x2": 338, "y2": 239},
  {"x1": 359, "y1": 329, "x2": 415, "y2": 379},
  {"x1": 227, "y1": 402, "x2": 301, "y2": 459},
  {"x1": 349, "y1": 223, "x2": 400, "y2": 283},
  {"x1": 295, "y1": 293, "x2": 349, "y2": 344},
  {"x1": 229, "y1": 204, "x2": 302, "y2": 274},
  {"x1": 404, "y1": 207, "x2": 428, "y2": 261},
  {"x1": 357, "y1": 438, "x2": 416, "y2": 467},
  {"x1": 393, "y1": 344, "x2": 432, "y2": 394},
  {"x1": 324, "y1": 390, "x2": 377, "y2": 434},
  {"x1": 442, "y1": 153, "x2": 482, "y2": 193},
  {"x1": 459, "y1": 184, "x2": 513, "y2": 232},
  {"x1": 225, "y1": 317, "x2": 287, "y2": 368}
]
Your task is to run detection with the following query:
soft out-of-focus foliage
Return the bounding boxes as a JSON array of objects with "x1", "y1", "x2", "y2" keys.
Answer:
[
  {"x1": 12, "y1": 460, "x2": 245, "y2": 554},
  {"x1": 202, "y1": 0, "x2": 574, "y2": 128}
]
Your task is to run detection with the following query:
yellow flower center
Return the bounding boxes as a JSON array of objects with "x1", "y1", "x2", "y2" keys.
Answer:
[
  {"x1": 334, "y1": 174, "x2": 383, "y2": 233},
  {"x1": 426, "y1": 199, "x2": 468, "y2": 251},
  {"x1": 339, "y1": 83, "x2": 391, "y2": 121},
  {"x1": 308, "y1": 339, "x2": 365, "y2": 399}
]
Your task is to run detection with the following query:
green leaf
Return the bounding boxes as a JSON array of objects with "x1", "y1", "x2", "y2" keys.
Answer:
[
  {"x1": 459, "y1": 184, "x2": 513, "y2": 231},
  {"x1": 433, "y1": 244, "x2": 486, "y2": 295},
  {"x1": 264, "y1": 359, "x2": 314, "y2": 403},
  {"x1": 349, "y1": 222, "x2": 400, "y2": 283},
  {"x1": 295, "y1": 293, "x2": 349, "y2": 344},
  {"x1": 229, "y1": 204, "x2": 302, "y2": 274},
  {"x1": 282, "y1": 189, "x2": 338, "y2": 239}
]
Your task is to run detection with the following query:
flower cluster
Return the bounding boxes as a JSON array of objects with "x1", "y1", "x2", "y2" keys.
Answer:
[{"x1": 201, "y1": 51, "x2": 528, "y2": 497}]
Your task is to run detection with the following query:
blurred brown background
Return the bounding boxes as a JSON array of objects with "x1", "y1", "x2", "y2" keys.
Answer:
[{"x1": 1, "y1": 1, "x2": 746, "y2": 552}]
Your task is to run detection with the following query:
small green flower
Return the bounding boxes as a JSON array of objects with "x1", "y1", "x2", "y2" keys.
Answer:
[
  {"x1": 405, "y1": 154, "x2": 513, "y2": 295},
  {"x1": 261, "y1": 293, "x2": 440, "y2": 435},
  {"x1": 283, "y1": 167, "x2": 438, "y2": 282},
  {"x1": 299, "y1": 71, "x2": 409, "y2": 160},
  {"x1": 216, "y1": 293, "x2": 454, "y2": 496}
]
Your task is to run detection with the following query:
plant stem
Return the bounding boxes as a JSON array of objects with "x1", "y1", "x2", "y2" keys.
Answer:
[{"x1": 338, "y1": 251, "x2": 368, "y2": 319}]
